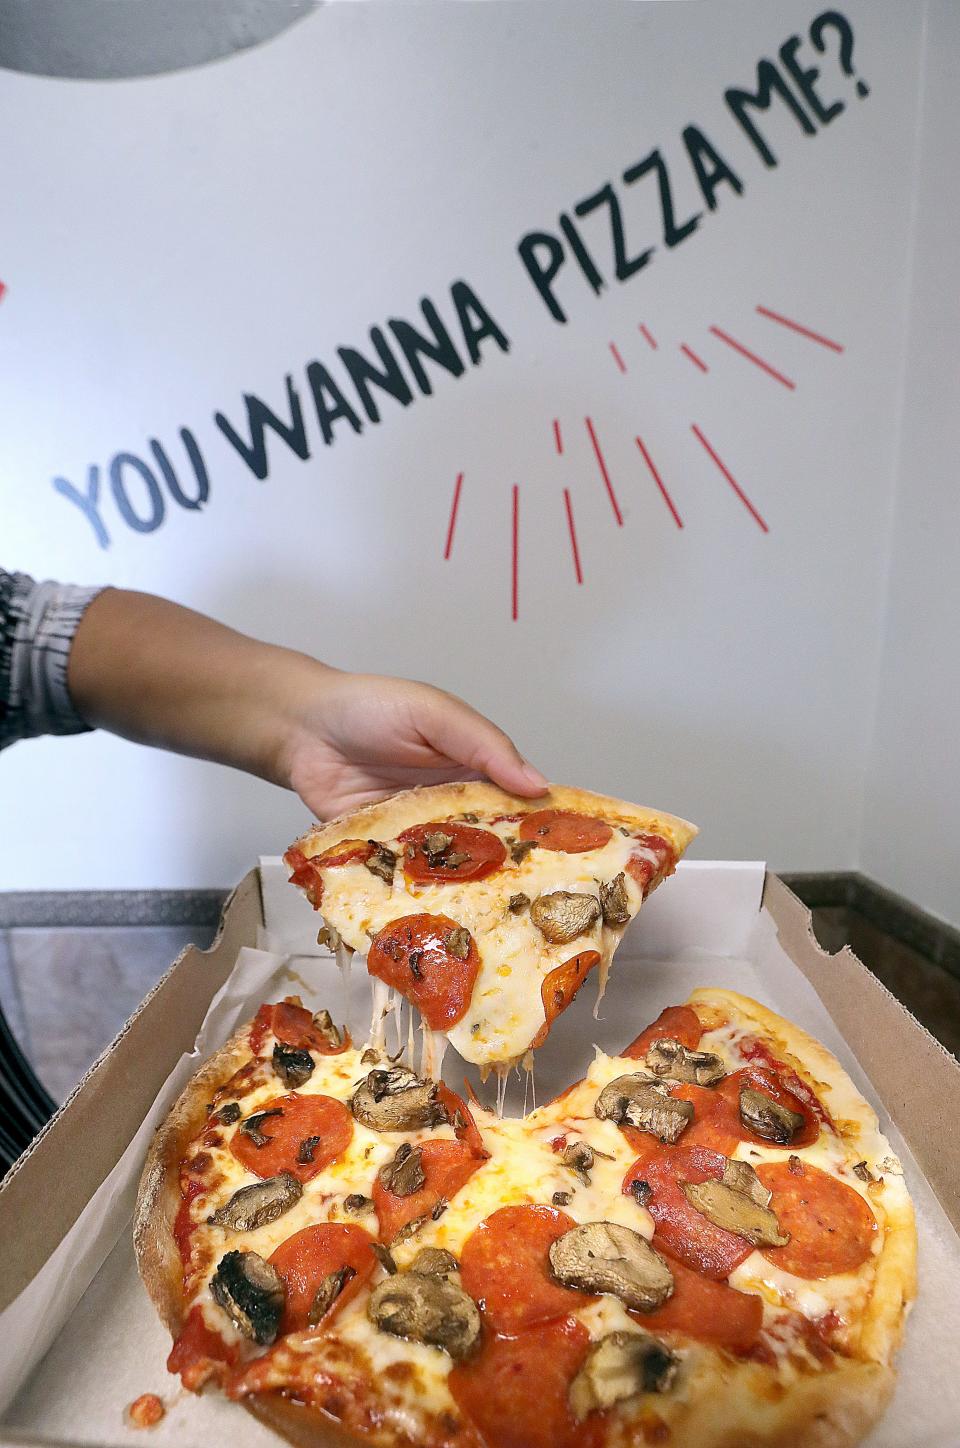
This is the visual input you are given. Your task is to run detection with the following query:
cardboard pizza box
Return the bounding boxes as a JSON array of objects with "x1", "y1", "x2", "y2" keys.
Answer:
[{"x1": 0, "y1": 862, "x2": 959, "y2": 1447}]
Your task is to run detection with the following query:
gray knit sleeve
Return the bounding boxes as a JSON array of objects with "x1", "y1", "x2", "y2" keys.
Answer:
[{"x1": 0, "y1": 570, "x2": 105, "y2": 750}]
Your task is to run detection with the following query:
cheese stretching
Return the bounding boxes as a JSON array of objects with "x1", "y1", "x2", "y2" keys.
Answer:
[
  {"x1": 284, "y1": 782, "x2": 698, "y2": 1070},
  {"x1": 140, "y1": 987, "x2": 915, "y2": 1448}
]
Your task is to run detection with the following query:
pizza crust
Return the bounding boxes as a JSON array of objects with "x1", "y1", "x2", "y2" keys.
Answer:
[
  {"x1": 288, "y1": 781, "x2": 698, "y2": 862},
  {"x1": 133, "y1": 1023, "x2": 255, "y2": 1336}
]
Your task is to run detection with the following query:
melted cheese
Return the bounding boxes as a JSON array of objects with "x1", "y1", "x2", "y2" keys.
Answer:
[
  {"x1": 314, "y1": 817, "x2": 651, "y2": 1069},
  {"x1": 177, "y1": 1001, "x2": 907, "y2": 1435}
]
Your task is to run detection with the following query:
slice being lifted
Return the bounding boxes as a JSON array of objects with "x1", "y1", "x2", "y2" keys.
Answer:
[{"x1": 284, "y1": 783, "x2": 697, "y2": 1070}]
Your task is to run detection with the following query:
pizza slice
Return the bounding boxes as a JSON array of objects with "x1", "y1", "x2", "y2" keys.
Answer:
[{"x1": 283, "y1": 783, "x2": 698, "y2": 1072}]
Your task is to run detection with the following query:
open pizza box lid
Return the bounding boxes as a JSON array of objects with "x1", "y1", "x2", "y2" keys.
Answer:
[{"x1": 1, "y1": 861, "x2": 959, "y2": 1446}]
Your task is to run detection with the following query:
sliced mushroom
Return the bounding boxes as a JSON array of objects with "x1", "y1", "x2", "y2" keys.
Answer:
[
  {"x1": 644, "y1": 1038, "x2": 726, "y2": 1087},
  {"x1": 272, "y1": 1041, "x2": 315, "y2": 1089},
  {"x1": 569, "y1": 1330, "x2": 679, "y2": 1421},
  {"x1": 207, "y1": 1172, "x2": 302, "y2": 1233},
  {"x1": 628, "y1": 1178, "x2": 652, "y2": 1207},
  {"x1": 312, "y1": 1009, "x2": 345, "y2": 1052},
  {"x1": 409, "y1": 1247, "x2": 460, "y2": 1280},
  {"x1": 343, "y1": 1193, "x2": 374, "y2": 1214},
  {"x1": 365, "y1": 841, "x2": 397, "y2": 884},
  {"x1": 722, "y1": 1158, "x2": 772, "y2": 1208},
  {"x1": 510, "y1": 839, "x2": 537, "y2": 865},
  {"x1": 371, "y1": 1242, "x2": 398, "y2": 1275},
  {"x1": 530, "y1": 891, "x2": 601, "y2": 945},
  {"x1": 307, "y1": 1266, "x2": 357, "y2": 1325},
  {"x1": 562, "y1": 1141, "x2": 596, "y2": 1186},
  {"x1": 239, "y1": 1108, "x2": 283, "y2": 1148},
  {"x1": 549, "y1": 1222, "x2": 674, "y2": 1312},
  {"x1": 594, "y1": 1074, "x2": 694, "y2": 1145},
  {"x1": 368, "y1": 1271, "x2": 480, "y2": 1359},
  {"x1": 599, "y1": 873, "x2": 631, "y2": 928},
  {"x1": 739, "y1": 1087, "x2": 805, "y2": 1144},
  {"x1": 423, "y1": 831, "x2": 454, "y2": 864},
  {"x1": 553, "y1": 1190, "x2": 573, "y2": 1207},
  {"x1": 445, "y1": 927, "x2": 472, "y2": 960},
  {"x1": 378, "y1": 1143, "x2": 426, "y2": 1197},
  {"x1": 680, "y1": 1179, "x2": 790, "y2": 1248},
  {"x1": 352, "y1": 1067, "x2": 447, "y2": 1133},
  {"x1": 214, "y1": 1101, "x2": 241, "y2": 1125},
  {"x1": 210, "y1": 1251, "x2": 285, "y2": 1345},
  {"x1": 508, "y1": 892, "x2": 530, "y2": 914},
  {"x1": 853, "y1": 1160, "x2": 876, "y2": 1184}
]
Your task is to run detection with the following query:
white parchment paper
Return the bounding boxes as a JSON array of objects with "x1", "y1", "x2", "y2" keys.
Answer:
[{"x1": 2, "y1": 862, "x2": 959, "y2": 1447}]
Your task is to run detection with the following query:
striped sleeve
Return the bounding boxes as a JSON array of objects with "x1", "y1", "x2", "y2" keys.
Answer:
[{"x1": 0, "y1": 569, "x2": 105, "y2": 750}]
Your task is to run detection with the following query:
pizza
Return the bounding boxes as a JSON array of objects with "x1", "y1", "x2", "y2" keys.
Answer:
[
  {"x1": 135, "y1": 984, "x2": 916, "y2": 1448},
  {"x1": 282, "y1": 783, "x2": 698, "y2": 1073}
]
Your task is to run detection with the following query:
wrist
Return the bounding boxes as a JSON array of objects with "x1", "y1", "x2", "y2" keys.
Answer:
[{"x1": 245, "y1": 646, "x2": 340, "y2": 789}]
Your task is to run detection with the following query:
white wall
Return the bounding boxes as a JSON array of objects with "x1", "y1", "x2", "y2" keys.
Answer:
[
  {"x1": 0, "y1": 2, "x2": 935, "y2": 893},
  {"x1": 860, "y1": 1, "x2": 960, "y2": 927}
]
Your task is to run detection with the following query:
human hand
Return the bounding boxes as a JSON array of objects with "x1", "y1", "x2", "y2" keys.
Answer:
[{"x1": 276, "y1": 666, "x2": 549, "y2": 820}]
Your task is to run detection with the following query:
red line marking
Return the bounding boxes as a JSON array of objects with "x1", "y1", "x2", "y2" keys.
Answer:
[
  {"x1": 635, "y1": 437, "x2": 683, "y2": 529},
  {"x1": 680, "y1": 343, "x2": 708, "y2": 373},
  {"x1": 638, "y1": 324, "x2": 658, "y2": 350},
  {"x1": 584, "y1": 417, "x2": 624, "y2": 526},
  {"x1": 0, "y1": 282, "x2": 6, "y2": 303},
  {"x1": 755, "y1": 305, "x2": 844, "y2": 353},
  {"x1": 553, "y1": 418, "x2": 563, "y2": 455},
  {"x1": 609, "y1": 342, "x2": 627, "y2": 373},
  {"x1": 691, "y1": 424, "x2": 769, "y2": 533},
  {"x1": 709, "y1": 326, "x2": 795, "y2": 390},
  {"x1": 443, "y1": 472, "x2": 463, "y2": 559},
  {"x1": 511, "y1": 485, "x2": 519, "y2": 621},
  {"x1": 563, "y1": 488, "x2": 584, "y2": 582}
]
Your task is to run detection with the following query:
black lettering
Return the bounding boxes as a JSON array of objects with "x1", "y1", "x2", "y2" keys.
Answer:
[
  {"x1": 149, "y1": 429, "x2": 210, "y2": 511},
  {"x1": 214, "y1": 375, "x2": 310, "y2": 481},
  {"x1": 337, "y1": 327, "x2": 412, "y2": 425},
  {"x1": 558, "y1": 213, "x2": 606, "y2": 295},
  {"x1": 450, "y1": 280, "x2": 510, "y2": 365},
  {"x1": 725, "y1": 59, "x2": 816, "y2": 168},
  {"x1": 575, "y1": 180, "x2": 655, "y2": 279},
  {"x1": 52, "y1": 467, "x2": 110, "y2": 549},
  {"x1": 622, "y1": 150, "x2": 700, "y2": 251},
  {"x1": 682, "y1": 125, "x2": 744, "y2": 211},
  {"x1": 306, "y1": 362, "x2": 363, "y2": 445},
  {"x1": 109, "y1": 453, "x2": 165, "y2": 534},
  {"x1": 517, "y1": 231, "x2": 567, "y2": 323},
  {"x1": 388, "y1": 299, "x2": 465, "y2": 396},
  {"x1": 780, "y1": 34, "x2": 843, "y2": 124}
]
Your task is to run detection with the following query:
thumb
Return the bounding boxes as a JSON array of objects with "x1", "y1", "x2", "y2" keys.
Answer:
[{"x1": 423, "y1": 690, "x2": 548, "y2": 798}]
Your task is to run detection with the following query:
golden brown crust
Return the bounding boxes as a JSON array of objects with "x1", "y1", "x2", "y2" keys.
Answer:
[
  {"x1": 288, "y1": 781, "x2": 698, "y2": 864},
  {"x1": 133, "y1": 1021, "x2": 254, "y2": 1335}
]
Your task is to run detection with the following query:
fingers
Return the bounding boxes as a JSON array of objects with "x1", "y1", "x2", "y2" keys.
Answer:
[{"x1": 421, "y1": 688, "x2": 548, "y2": 798}]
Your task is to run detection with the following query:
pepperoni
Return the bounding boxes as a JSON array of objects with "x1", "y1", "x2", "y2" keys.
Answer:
[
  {"x1": 672, "y1": 1082, "x2": 743, "y2": 1155},
  {"x1": 229, "y1": 1093, "x2": 353, "y2": 1183},
  {"x1": 625, "y1": 832, "x2": 674, "y2": 894},
  {"x1": 639, "y1": 1256, "x2": 763, "y2": 1350},
  {"x1": 517, "y1": 809, "x2": 613, "y2": 853},
  {"x1": 715, "y1": 1067, "x2": 820, "y2": 1148},
  {"x1": 399, "y1": 822, "x2": 507, "y2": 884},
  {"x1": 436, "y1": 1082, "x2": 490, "y2": 1159},
  {"x1": 739, "y1": 1035, "x2": 835, "y2": 1132},
  {"x1": 756, "y1": 1160, "x2": 878, "y2": 1279},
  {"x1": 367, "y1": 914, "x2": 479, "y2": 1030},
  {"x1": 317, "y1": 838, "x2": 376, "y2": 869},
  {"x1": 449, "y1": 1317, "x2": 591, "y2": 1448},
  {"x1": 622, "y1": 1004, "x2": 703, "y2": 1059},
  {"x1": 531, "y1": 950, "x2": 601, "y2": 1049},
  {"x1": 268, "y1": 1223, "x2": 376, "y2": 1335},
  {"x1": 459, "y1": 1205, "x2": 590, "y2": 1333},
  {"x1": 373, "y1": 1138, "x2": 481, "y2": 1243},
  {"x1": 623, "y1": 1145, "x2": 753, "y2": 1280},
  {"x1": 255, "y1": 1000, "x2": 349, "y2": 1055},
  {"x1": 283, "y1": 847, "x2": 325, "y2": 908},
  {"x1": 168, "y1": 1305, "x2": 238, "y2": 1392}
]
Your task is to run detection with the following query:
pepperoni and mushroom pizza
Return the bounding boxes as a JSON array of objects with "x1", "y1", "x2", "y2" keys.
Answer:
[
  {"x1": 136, "y1": 980, "x2": 916, "y2": 1447},
  {"x1": 282, "y1": 783, "x2": 698, "y2": 1072}
]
